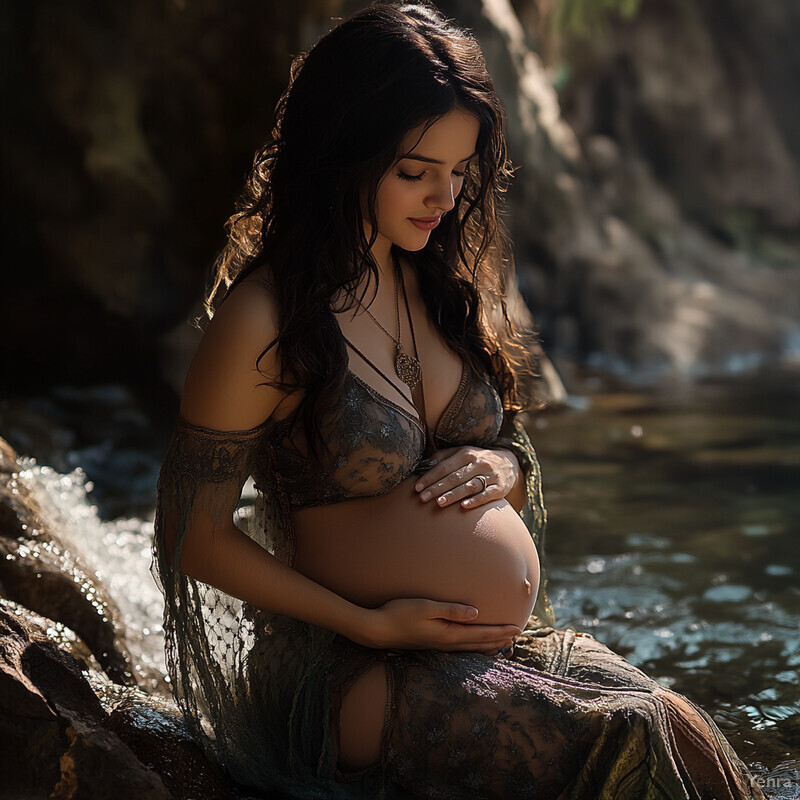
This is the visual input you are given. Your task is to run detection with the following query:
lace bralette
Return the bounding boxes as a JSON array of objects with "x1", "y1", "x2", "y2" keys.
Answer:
[{"x1": 258, "y1": 359, "x2": 504, "y2": 509}]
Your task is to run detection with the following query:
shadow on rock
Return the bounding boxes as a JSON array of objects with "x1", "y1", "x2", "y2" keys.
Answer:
[{"x1": 0, "y1": 601, "x2": 238, "y2": 800}]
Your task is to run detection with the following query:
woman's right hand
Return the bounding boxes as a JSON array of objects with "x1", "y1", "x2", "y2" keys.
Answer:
[{"x1": 355, "y1": 597, "x2": 521, "y2": 655}]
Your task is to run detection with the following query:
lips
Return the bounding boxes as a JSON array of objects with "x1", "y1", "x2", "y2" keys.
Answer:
[{"x1": 409, "y1": 216, "x2": 441, "y2": 231}]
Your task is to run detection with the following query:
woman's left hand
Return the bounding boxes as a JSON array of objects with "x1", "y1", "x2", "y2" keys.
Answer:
[{"x1": 414, "y1": 446, "x2": 520, "y2": 509}]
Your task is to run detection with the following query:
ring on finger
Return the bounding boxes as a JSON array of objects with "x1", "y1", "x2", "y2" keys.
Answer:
[{"x1": 473, "y1": 474, "x2": 488, "y2": 493}]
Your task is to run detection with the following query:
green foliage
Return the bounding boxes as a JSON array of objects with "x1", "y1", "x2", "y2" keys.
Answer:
[{"x1": 553, "y1": 0, "x2": 645, "y2": 34}]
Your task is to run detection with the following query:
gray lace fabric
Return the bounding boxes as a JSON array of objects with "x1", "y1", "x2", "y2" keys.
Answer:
[
  {"x1": 269, "y1": 362, "x2": 505, "y2": 510},
  {"x1": 152, "y1": 412, "x2": 764, "y2": 799}
]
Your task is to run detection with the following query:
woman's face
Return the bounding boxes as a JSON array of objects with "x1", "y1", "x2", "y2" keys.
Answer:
[{"x1": 366, "y1": 107, "x2": 480, "y2": 254}]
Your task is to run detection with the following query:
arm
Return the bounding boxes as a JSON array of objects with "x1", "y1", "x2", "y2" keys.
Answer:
[
  {"x1": 157, "y1": 282, "x2": 370, "y2": 643},
  {"x1": 489, "y1": 446, "x2": 525, "y2": 511},
  {"x1": 176, "y1": 500, "x2": 373, "y2": 645}
]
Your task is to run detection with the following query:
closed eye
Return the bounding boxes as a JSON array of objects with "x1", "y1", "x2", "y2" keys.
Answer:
[
  {"x1": 397, "y1": 169, "x2": 467, "y2": 182},
  {"x1": 397, "y1": 170, "x2": 424, "y2": 182}
]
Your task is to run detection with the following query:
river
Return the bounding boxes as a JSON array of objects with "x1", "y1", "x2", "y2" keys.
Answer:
[{"x1": 533, "y1": 368, "x2": 800, "y2": 794}]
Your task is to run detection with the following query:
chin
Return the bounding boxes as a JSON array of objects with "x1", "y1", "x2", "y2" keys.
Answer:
[{"x1": 394, "y1": 233, "x2": 432, "y2": 252}]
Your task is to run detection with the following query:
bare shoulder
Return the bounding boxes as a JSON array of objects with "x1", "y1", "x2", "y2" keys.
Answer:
[
  {"x1": 206, "y1": 274, "x2": 281, "y2": 351},
  {"x1": 180, "y1": 276, "x2": 289, "y2": 432}
]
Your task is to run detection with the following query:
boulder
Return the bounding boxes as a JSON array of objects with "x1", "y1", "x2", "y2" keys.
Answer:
[
  {"x1": 0, "y1": 602, "x2": 240, "y2": 800},
  {"x1": 479, "y1": 0, "x2": 800, "y2": 380},
  {"x1": 104, "y1": 692, "x2": 233, "y2": 800},
  {"x1": 0, "y1": 603, "x2": 170, "y2": 799}
]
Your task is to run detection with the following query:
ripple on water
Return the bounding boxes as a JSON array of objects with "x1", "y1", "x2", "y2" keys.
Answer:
[
  {"x1": 703, "y1": 584, "x2": 754, "y2": 603},
  {"x1": 766, "y1": 564, "x2": 795, "y2": 576}
]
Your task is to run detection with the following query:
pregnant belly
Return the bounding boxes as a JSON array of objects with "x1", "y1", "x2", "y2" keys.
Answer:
[{"x1": 292, "y1": 475, "x2": 540, "y2": 631}]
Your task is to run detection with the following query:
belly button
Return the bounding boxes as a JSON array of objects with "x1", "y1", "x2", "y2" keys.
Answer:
[{"x1": 524, "y1": 578, "x2": 532, "y2": 596}]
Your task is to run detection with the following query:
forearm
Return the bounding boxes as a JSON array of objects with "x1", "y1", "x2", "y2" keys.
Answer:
[
  {"x1": 178, "y1": 520, "x2": 369, "y2": 643},
  {"x1": 492, "y1": 412, "x2": 535, "y2": 514},
  {"x1": 493, "y1": 447, "x2": 526, "y2": 512}
]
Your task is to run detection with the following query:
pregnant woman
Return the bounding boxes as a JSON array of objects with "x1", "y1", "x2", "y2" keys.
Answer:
[{"x1": 153, "y1": 4, "x2": 764, "y2": 798}]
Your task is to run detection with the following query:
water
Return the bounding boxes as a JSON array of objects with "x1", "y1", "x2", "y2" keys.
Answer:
[
  {"x1": 532, "y1": 369, "x2": 800, "y2": 786},
  {"x1": 1, "y1": 371, "x2": 798, "y2": 791},
  {"x1": 10, "y1": 457, "x2": 168, "y2": 687}
]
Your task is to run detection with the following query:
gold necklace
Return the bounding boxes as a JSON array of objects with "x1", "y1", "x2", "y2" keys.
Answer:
[{"x1": 352, "y1": 252, "x2": 422, "y2": 390}]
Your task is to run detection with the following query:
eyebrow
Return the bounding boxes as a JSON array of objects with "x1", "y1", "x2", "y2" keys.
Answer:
[{"x1": 397, "y1": 151, "x2": 477, "y2": 165}]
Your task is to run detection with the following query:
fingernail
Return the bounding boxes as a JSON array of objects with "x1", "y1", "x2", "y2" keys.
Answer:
[
  {"x1": 437, "y1": 496, "x2": 446, "y2": 505},
  {"x1": 415, "y1": 482, "x2": 423, "y2": 492},
  {"x1": 420, "y1": 491, "x2": 431, "y2": 501}
]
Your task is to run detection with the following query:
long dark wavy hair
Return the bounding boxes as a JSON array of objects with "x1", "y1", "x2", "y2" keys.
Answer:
[{"x1": 203, "y1": 1, "x2": 537, "y2": 459}]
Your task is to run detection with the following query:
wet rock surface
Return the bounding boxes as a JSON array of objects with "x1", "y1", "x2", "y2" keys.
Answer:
[
  {"x1": 103, "y1": 693, "x2": 234, "y2": 800},
  {"x1": 0, "y1": 592, "x2": 244, "y2": 800},
  {"x1": 0, "y1": 603, "x2": 170, "y2": 799}
]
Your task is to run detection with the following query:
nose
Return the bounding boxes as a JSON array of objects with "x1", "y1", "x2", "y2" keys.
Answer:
[{"x1": 425, "y1": 174, "x2": 456, "y2": 213}]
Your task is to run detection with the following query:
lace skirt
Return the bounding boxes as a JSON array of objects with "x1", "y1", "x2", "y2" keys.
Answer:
[{"x1": 238, "y1": 616, "x2": 763, "y2": 800}]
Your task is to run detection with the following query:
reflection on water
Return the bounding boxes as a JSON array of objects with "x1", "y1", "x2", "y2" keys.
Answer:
[
  {"x1": 1, "y1": 371, "x2": 798, "y2": 789},
  {"x1": 532, "y1": 370, "x2": 800, "y2": 779}
]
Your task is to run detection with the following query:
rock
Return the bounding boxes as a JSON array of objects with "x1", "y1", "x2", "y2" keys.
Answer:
[
  {"x1": 0, "y1": 438, "x2": 248, "y2": 797},
  {"x1": 51, "y1": 722, "x2": 172, "y2": 800},
  {"x1": 0, "y1": 602, "x2": 243, "y2": 800},
  {"x1": 2, "y1": 1, "x2": 345, "y2": 387},
  {"x1": 441, "y1": 0, "x2": 581, "y2": 244},
  {"x1": 104, "y1": 693, "x2": 233, "y2": 800},
  {"x1": 1, "y1": 597, "x2": 105, "y2": 676},
  {"x1": 0, "y1": 604, "x2": 170, "y2": 799},
  {"x1": 4, "y1": 0, "x2": 800, "y2": 389},
  {"x1": 497, "y1": 0, "x2": 800, "y2": 379},
  {"x1": 554, "y1": 0, "x2": 800, "y2": 235}
]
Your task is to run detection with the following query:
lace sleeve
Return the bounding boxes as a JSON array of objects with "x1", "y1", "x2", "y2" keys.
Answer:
[
  {"x1": 152, "y1": 416, "x2": 266, "y2": 575},
  {"x1": 492, "y1": 411, "x2": 555, "y2": 631},
  {"x1": 150, "y1": 416, "x2": 274, "y2": 771}
]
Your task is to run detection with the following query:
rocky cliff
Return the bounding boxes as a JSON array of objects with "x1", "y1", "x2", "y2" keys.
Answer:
[{"x1": 2, "y1": 0, "x2": 798, "y2": 396}]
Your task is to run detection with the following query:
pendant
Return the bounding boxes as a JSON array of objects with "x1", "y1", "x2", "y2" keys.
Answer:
[{"x1": 395, "y1": 347, "x2": 422, "y2": 389}]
